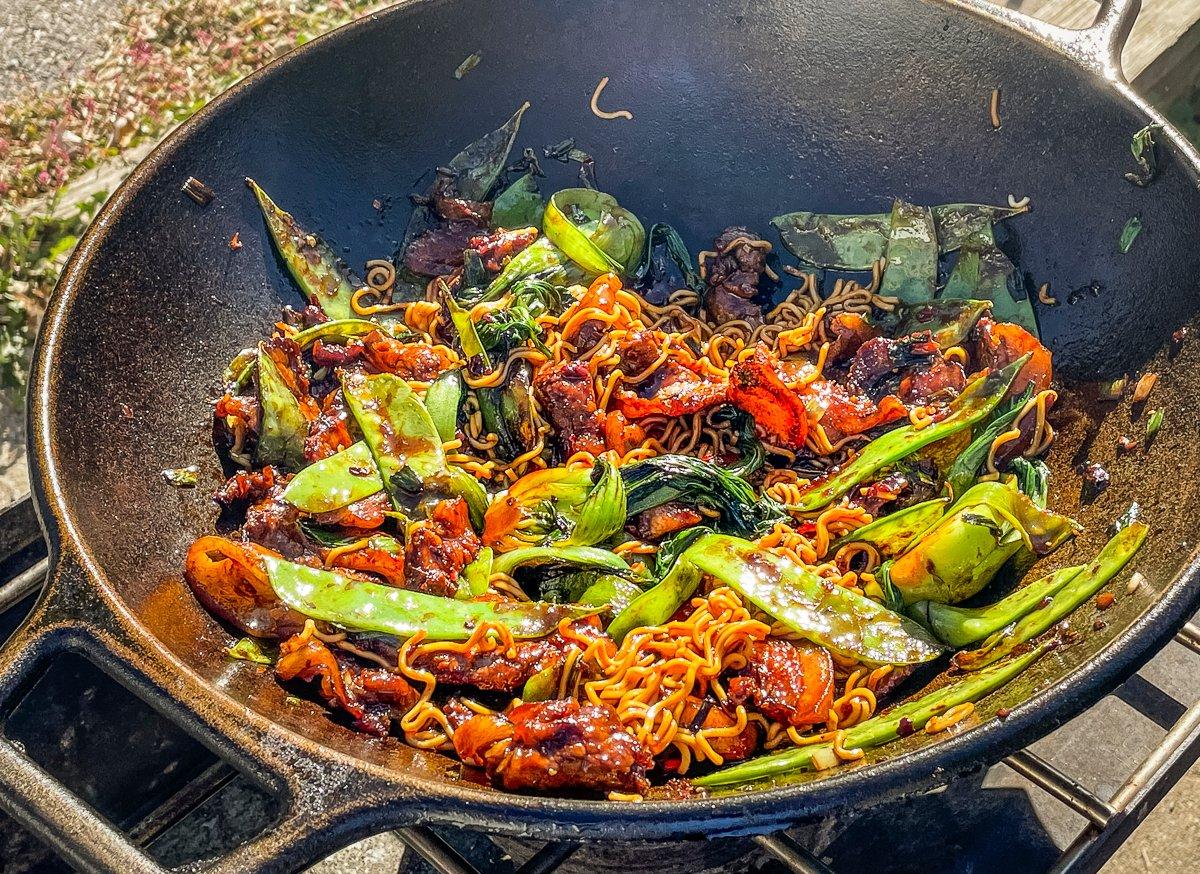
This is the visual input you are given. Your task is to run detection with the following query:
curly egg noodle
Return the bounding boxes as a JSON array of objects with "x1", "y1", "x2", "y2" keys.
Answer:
[{"x1": 328, "y1": 258, "x2": 1006, "y2": 765}]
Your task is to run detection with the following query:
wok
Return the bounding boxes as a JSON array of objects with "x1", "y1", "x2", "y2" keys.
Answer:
[{"x1": 4, "y1": 0, "x2": 1200, "y2": 870}]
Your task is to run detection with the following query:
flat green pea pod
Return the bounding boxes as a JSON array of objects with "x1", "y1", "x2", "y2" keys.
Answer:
[
  {"x1": 521, "y1": 666, "x2": 559, "y2": 702},
  {"x1": 606, "y1": 560, "x2": 702, "y2": 644},
  {"x1": 694, "y1": 640, "x2": 1050, "y2": 789},
  {"x1": 282, "y1": 441, "x2": 382, "y2": 513},
  {"x1": 911, "y1": 564, "x2": 1084, "y2": 648},
  {"x1": 264, "y1": 554, "x2": 599, "y2": 640},
  {"x1": 896, "y1": 299, "x2": 991, "y2": 350},
  {"x1": 954, "y1": 523, "x2": 1148, "y2": 671},
  {"x1": 686, "y1": 534, "x2": 944, "y2": 666},
  {"x1": 888, "y1": 481, "x2": 1078, "y2": 605},
  {"x1": 491, "y1": 545, "x2": 631, "y2": 578},
  {"x1": 794, "y1": 356, "x2": 1027, "y2": 511},
  {"x1": 879, "y1": 199, "x2": 937, "y2": 304},
  {"x1": 291, "y1": 319, "x2": 415, "y2": 349},
  {"x1": 577, "y1": 574, "x2": 645, "y2": 614},
  {"x1": 771, "y1": 203, "x2": 1026, "y2": 270},
  {"x1": 256, "y1": 343, "x2": 310, "y2": 470},
  {"x1": 942, "y1": 226, "x2": 1038, "y2": 336},
  {"x1": 463, "y1": 547, "x2": 493, "y2": 597},
  {"x1": 341, "y1": 371, "x2": 446, "y2": 497},
  {"x1": 424, "y1": 370, "x2": 463, "y2": 443},
  {"x1": 831, "y1": 498, "x2": 948, "y2": 557},
  {"x1": 246, "y1": 178, "x2": 360, "y2": 320},
  {"x1": 543, "y1": 188, "x2": 646, "y2": 276}
]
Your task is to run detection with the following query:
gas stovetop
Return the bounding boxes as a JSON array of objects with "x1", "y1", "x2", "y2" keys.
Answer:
[{"x1": 2, "y1": 492, "x2": 1198, "y2": 874}]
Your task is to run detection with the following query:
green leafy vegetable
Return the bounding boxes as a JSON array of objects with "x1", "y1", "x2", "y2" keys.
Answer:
[
  {"x1": 634, "y1": 223, "x2": 701, "y2": 302},
  {"x1": 1124, "y1": 123, "x2": 1163, "y2": 187},
  {"x1": 282, "y1": 441, "x2": 382, "y2": 513},
  {"x1": 453, "y1": 51, "x2": 482, "y2": 79},
  {"x1": 943, "y1": 384, "x2": 1034, "y2": 502},
  {"x1": 543, "y1": 188, "x2": 646, "y2": 276},
  {"x1": 264, "y1": 554, "x2": 600, "y2": 640},
  {"x1": 477, "y1": 360, "x2": 538, "y2": 461},
  {"x1": 491, "y1": 173, "x2": 544, "y2": 231},
  {"x1": 256, "y1": 343, "x2": 309, "y2": 469},
  {"x1": 954, "y1": 522, "x2": 1148, "y2": 670},
  {"x1": 832, "y1": 499, "x2": 949, "y2": 556},
  {"x1": 694, "y1": 641, "x2": 1049, "y2": 788},
  {"x1": 490, "y1": 545, "x2": 631, "y2": 577},
  {"x1": 1011, "y1": 457, "x2": 1050, "y2": 508},
  {"x1": 290, "y1": 319, "x2": 411, "y2": 349},
  {"x1": 1118, "y1": 217, "x2": 1143, "y2": 254},
  {"x1": 879, "y1": 199, "x2": 937, "y2": 304},
  {"x1": 621, "y1": 455, "x2": 787, "y2": 536},
  {"x1": 1146, "y1": 408, "x2": 1164, "y2": 441},
  {"x1": 162, "y1": 465, "x2": 200, "y2": 488},
  {"x1": 228, "y1": 637, "x2": 274, "y2": 665},
  {"x1": 482, "y1": 236, "x2": 588, "y2": 300},
  {"x1": 246, "y1": 178, "x2": 360, "y2": 320},
  {"x1": 446, "y1": 102, "x2": 529, "y2": 202},
  {"x1": 795, "y1": 357, "x2": 1026, "y2": 511},
  {"x1": 482, "y1": 458, "x2": 625, "y2": 547},
  {"x1": 889, "y1": 481, "x2": 1078, "y2": 605}
]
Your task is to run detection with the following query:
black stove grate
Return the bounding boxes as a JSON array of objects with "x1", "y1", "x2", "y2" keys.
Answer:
[{"x1": 2, "y1": 493, "x2": 1198, "y2": 874}]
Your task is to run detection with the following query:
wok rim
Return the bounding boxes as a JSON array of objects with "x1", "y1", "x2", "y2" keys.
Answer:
[{"x1": 25, "y1": 0, "x2": 1200, "y2": 841}]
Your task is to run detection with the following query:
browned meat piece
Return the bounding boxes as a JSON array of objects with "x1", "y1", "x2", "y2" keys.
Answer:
[
  {"x1": 311, "y1": 491, "x2": 391, "y2": 531},
  {"x1": 435, "y1": 197, "x2": 492, "y2": 224},
  {"x1": 708, "y1": 226, "x2": 769, "y2": 299},
  {"x1": 632, "y1": 502, "x2": 704, "y2": 541},
  {"x1": 403, "y1": 221, "x2": 478, "y2": 277},
  {"x1": 727, "y1": 640, "x2": 834, "y2": 728},
  {"x1": 847, "y1": 334, "x2": 941, "y2": 399},
  {"x1": 261, "y1": 335, "x2": 316, "y2": 409},
  {"x1": 441, "y1": 697, "x2": 481, "y2": 734},
  {"x1": 214, "y1": 465, "x2": 280, "y2": 507},
  {"x1": 805, "y1": 379, "x2": 908, "y2": 441},
  {"x1": 304, "y1": 390, "x2": 353, "y2": 462},
  {"x1": 403, "y1": 498, "x2": 482, "y2": 596},
  {"x1": 973, "y1": 318, "x2": 1053, "y2": 397},
  {"x1": 704, "y1": 285, "x2": 763, "y2": 329},
  {"x1": 825, "y1": 312, "x2": 877, "y2": 363},
  {"x1": 276, "y1": 632, "x2": 418, "y2": 736},
  {"x1": 899, "y1": 356, "x2": 967, "y2": 406},
  {"x1": 243, "y1": 483, "x2": 307, "y2": 558},
  {"x1": 469, "y1": 227, "x2": 539, "y2": 271},
  {"x1": 313, "y1": 332, "x2": 455, "y2": 381},
  {"x1": 616, "y1": 361, "x2": 727, "y2": 419},
  {"x1": 615, "y1": 330, "x2": 663, "y2": 374},
  {"x1": 214, "y1": 393, "x2": 260, "y2": 441},
  {"x1": 410, "y1": 636, "x2": 565, "y2": 692},
  {"x1": 534, "y1": 361, "x2": 607, "y2": 457},
  {"x1": 453, "y1": 699, "x2": 652, "y2": 795},
  {"x1": 700, "y1": 706, "x2": 760, "y2": 761},
  {"x1": 728, "y1": 348, "x2": 810, "y2": 450}
]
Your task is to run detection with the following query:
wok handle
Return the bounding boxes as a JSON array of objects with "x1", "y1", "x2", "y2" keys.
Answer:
[
  {"x1": 965, "y1": 0, "x2": 1141, "y2": 80},
  {"x1": 0, "y1": 551, "x2": 405, "y2": 873}
]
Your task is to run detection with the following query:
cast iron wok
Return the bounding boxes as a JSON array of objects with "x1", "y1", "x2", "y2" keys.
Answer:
[{"x1": 4, "y1": 0, "x2": 1200, "y2": 870}]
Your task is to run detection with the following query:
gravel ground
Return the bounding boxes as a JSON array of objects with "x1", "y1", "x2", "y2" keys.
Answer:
[{"x1": 0, "y1": 0, "x2": 123, "y2": 102}]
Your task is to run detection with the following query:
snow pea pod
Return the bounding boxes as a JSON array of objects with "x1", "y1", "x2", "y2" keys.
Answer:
[
  {"x1": 246, "y1": 178, "x2": 360, "y2": 320},
  {"x1": 491, "y1": 545, "x2": 630, "y2": 577},
  {"x1": 686, "y1": 534, "x2": 944, "y2": 666},
  {"x1": 256, "y1": 343, "x2": 309, "y2": 470},
  {"x1": 772, "y1": 203, "x2": 1026, "y2": 270},
  {"x1": 264, "y1": 555, "x2": 599, "y2": 640},
  {"x1": 911, "y1": 564, "x2": 1084, "y2": 648},
  {"x1": 694, "y1": 640, "x2": 1050, "y2": 788},
  {"x1": 282, "y1": 441, "x2": 382, "y2": 513},
  {"x1": 606, "y1": 560, "x2": 702, "y2": 644},
  {"x1": 942, "y1": 226, "x2": 1038, "y2": 335},
  {"x1": 794, "y1": 356, "x2": 1027, "y2": 511},
  {"x1": 424, "y1": 370, "x2": 463, "y2": 444},
  {"x1": 879, "y1": 199, "x2": 937, "y2": 304},
  {"x1": 291, "y1": 319, "x2": 413, "y2": 348},
  {"x1": 831, "y1": 498, "x2": 948, "y2": 556},
  {"x1": 943, "y1": 384, "x2": 1034, "y2": 503},
  {"x1": 896, "y1": 299, "x2": 991, "y2": 350},
  {"x1": 341, "y1": 371, "x2": 446, "y2": 496},
  {"x1": 954, "y1": 523, "x2": 1148, "y2": 671}
]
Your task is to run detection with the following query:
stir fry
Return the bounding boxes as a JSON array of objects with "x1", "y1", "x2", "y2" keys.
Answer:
[{"x1": 187, "y1": 107, "x2": 1146, "y2": 799}]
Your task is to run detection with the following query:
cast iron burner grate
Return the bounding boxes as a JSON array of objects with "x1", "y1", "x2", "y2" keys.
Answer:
[{"x1": 2, "y1": 493, "x2": 1199, "y2": 874}]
